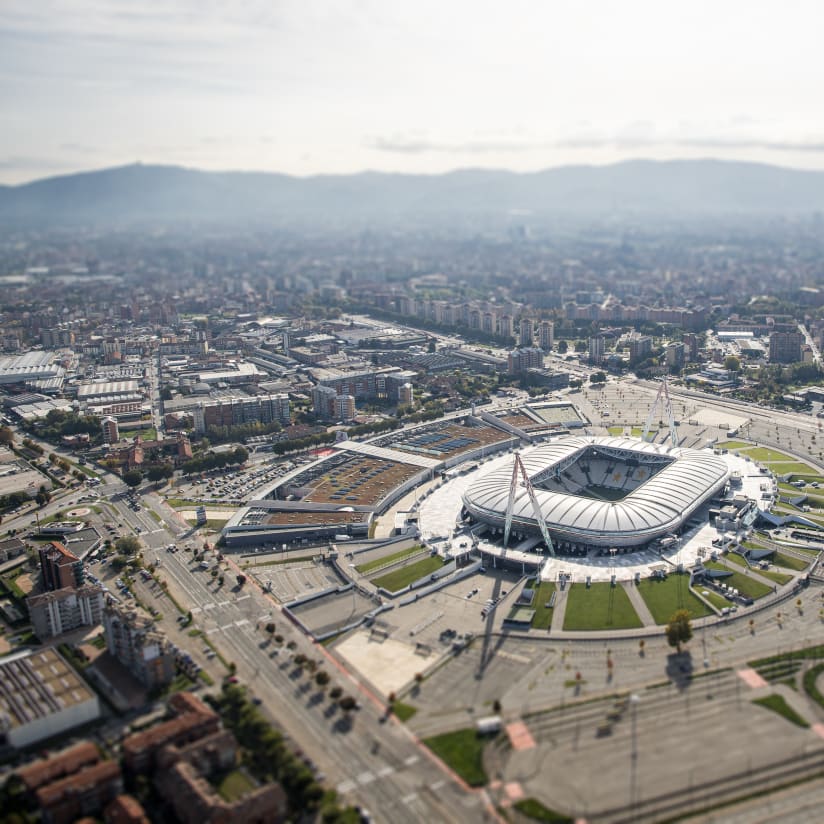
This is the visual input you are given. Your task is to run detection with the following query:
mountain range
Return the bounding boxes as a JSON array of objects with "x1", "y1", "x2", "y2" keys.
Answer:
[{"x1": 2, "y1": 159, "x2": 824, "y2": 227}]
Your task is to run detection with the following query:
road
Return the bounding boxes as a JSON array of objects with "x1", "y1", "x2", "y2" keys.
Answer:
[{"x1": 122, "y1": 495, "x2": 495, "y2": 823}]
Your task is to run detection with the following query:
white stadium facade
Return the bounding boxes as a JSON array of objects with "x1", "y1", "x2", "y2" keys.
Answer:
[{"x1": 460, "y1": 436, "x2": 730, "y2": 552}]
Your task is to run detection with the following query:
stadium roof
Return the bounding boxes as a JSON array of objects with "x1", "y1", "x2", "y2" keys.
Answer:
[{"x1": 462, "y1": 436, "x2": 729, "y2": 547}]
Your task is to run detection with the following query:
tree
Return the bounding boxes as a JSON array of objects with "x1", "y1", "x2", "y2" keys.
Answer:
[
  {"x1": 123, "y1": 469, "x2": 143, "y2": 488},
  {"x1": 116, "y1": 535, "x2": 141, "y2": 555},
  {"x1": 0, "y1": 426, "x2": 14, "y2": 445},
  {"x1": 315, "y1": 671, "x2": 330, "y2": 689},
  {"x1": 724, "y1": 355, "x2": 741, "y2": 372},
  {"x1": 557, "y1": 339, "x2": 568, "y2": 354},
  {"x1": 265, "y1": 622, "x2": 276, "y2": 635},
  {"x1": 329, "y1": 686, "x2": 343, "y2": 701},
  {"x1": 665, "y1": 609, "x2": 693, "y2": 653},
  {"x1": 236, "y1": 574, "x2": 246, "y2": 587},
  {"x1": 147, "y1": 464, "x2": 172, "y2": 485},
  {"x1": 590, "y1": 371, "x2": 607, "y2": 384}
]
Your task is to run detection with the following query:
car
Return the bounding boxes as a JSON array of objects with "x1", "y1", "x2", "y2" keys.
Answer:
[{"x1": 226, "y1": 676, "x2": 239, "y2": 684}]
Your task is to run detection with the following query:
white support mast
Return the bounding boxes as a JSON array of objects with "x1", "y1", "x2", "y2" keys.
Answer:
[
  {"x1": 641, "y1": 376, "x2": 678, "y2": 447},
  {"x1": 503, "y1": 453, "x2": 555, "y2": 555}
]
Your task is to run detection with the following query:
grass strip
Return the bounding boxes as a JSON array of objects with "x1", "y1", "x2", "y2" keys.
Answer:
[
  {"x1": 752, "y1": 694, "x2": 809, "y2": 728},
  {"x1": 423, "y1": 728, "x2": 488, "y2": 786}
]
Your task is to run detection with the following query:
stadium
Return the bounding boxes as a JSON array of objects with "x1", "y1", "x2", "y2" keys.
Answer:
[{"x1": 460, "y1": 435, "x2": 730, "y2": 553}]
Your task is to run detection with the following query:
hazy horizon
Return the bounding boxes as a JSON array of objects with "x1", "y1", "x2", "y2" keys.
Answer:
[{"x1": 3, "y1": 0, "x2": 824, "y2": 185}]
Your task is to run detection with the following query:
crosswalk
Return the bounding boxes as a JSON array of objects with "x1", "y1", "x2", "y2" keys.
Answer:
[{"x1": 337, "y1": 754, "x2": 421, "y2": 796}]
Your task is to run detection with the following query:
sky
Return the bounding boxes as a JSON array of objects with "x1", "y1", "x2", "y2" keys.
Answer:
[{"x1": 2, "y1": 0, "x2": 824, "y2": 184}]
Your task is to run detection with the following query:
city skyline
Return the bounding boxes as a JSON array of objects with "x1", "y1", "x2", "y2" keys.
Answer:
[{"x1": 2, "y1": 0, "x2": 824, "y2": 184}]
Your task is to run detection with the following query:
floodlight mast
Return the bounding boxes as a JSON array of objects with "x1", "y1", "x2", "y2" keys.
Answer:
[
  {"x1": 503, "y1": 453, "x2": 556, "y2": 556},
  {"x1": 641, "y1": 376, "x2": 678, "y2": 448}
]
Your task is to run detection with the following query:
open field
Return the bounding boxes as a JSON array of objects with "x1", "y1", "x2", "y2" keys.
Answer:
[
  {"x1": 562, "y1": 583, "x2": 642, "y2": 631},
  {"x1": 356, "y1": 545, "x2": 425, "y2": 574},
  {"x1": 704, "y1": 561, "x2": 772, "y2": 599},
  {"x1": 637, "y1": 573, "x2": 712, "y2": 624},
  {"x1": 530, "y1": 580, "x2": 557, "y2": 630},
  {"x1": 423, "y1": 728, "x2": 487, "y2": 786},
  {"x1": 372, "y1": 555, "x2": 444, "y2": 592}
]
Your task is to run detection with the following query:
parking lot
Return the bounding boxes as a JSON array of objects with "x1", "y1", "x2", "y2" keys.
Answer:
[{"x1": 248, "y1": 556, "x2": 345, "y2": 603}]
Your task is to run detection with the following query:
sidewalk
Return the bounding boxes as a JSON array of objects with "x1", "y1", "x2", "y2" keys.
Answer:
[{"x1": 624, "y1": 580, "x2": 656, "y2": 626}]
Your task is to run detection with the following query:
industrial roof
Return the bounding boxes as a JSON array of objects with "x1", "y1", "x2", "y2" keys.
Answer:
[{"x1": 462, "y1": 436, "x2": 729, "y2": 547}]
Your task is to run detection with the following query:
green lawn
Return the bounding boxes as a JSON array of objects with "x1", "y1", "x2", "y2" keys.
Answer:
[
  {"x1": 372, "y1": 556, "x2": 444, "y2": 592},
  {"x1": 514, "y1": 798, "x2": 574, "y2": 823},
  {"x1": 356, "y1": 545, "x2": 425, "y2": 574},
  {"x1": 530, "y1": 580, "x2": 557, "y2": 630},
  {"x1": 216, "y1": 768, "x2": 256, "y2": 801},
  {"x1": 636, "y1": 573, "x2": 712, "y2": 624},
  {"x1": 423, "y1": 728, "x2": 488, "y2": 786},
  {"x1": 391, "y1": 701, "x2": 417, "y2": 722},
  {"x1": 773, "y1": 552, "x2": 810, "y2": 571},
  {"x1": 693, "y1": 585, "x2": 732, "y2": 611},
  {"x1": 703, "y1": 561, "x2": 772, "y2": 599},
  {"x1": 724, "y1": 552, "x2": 749, "y2": 568},
  {"x1": 562, "y1": 583, "x2": 642, "y2": 631},
  {"x1": 757, "y1": 568, "x2": 793, "y2": 586},
  {"x1": 744, "y1": 447, "x2": 797, "y2": 462},
  {"x1": 719, "y1": 440, "x2": 754, "y2": 451},
  {"x1": 121, "y1": 427, "x2": 157, "y2": 441},
  {"x1": 752, "y1": 694, "x2": 809, "y2": 728},
  {"x1": 185, "y1": 517, "x2": 230, "y2": 530},
  {"x1": 166, "y1": 498, "x2": 205, "y2": 508},
  {"x1": 607, "y1": 426, "x2": 624, "y2": 436},
  {"x1": 766, "y1": 462, "x2": 816, "y2": 476}
]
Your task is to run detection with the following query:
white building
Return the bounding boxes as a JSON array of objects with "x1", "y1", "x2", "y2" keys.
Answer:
[
  {"x1": 27, "y1": 585, "x2": 105, "y2": 640},
  {"x1": 0, "y1": 648, "x2": 100, "y2": 748}
]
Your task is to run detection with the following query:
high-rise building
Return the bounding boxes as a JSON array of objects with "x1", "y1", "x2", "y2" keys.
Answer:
[
  {"x1": 312, "y1": 385, "x2": 338, "y2": 420},
  {"x1": 588, "y1": 336, "x2": 605, "y2": 364},
  {"x1": 629, "y1": 335, "x2": 653, "y2": 363},
  {"x1": 538, "y1": 320, "x2": 554, "y2": 352},
  {"x1": 499, "y1": 315, "x2": 513, "y2": 340},
  {"x1": 101, "y1": 416, "x2": 119, "y2": 444},
  {"x1": 39, "y1": 542, "x2": 84, "y2": 592},
  {"x1": 769, "y1": 331, "x2": 803, "y2": 364},
  {"x1": 103, "y1": 604, "x2": 175, "y2": 689},
  {"x1": 335, "y1": 394, "x2": 356, "y2": 421},
  {"x1": 507, "y1": 347, "x2": 544, "y2": 374},
  {"x1": 398, "y1": 383, "x2": 414, "y2": 406},
  {"x1": 519, "y1": 318, "x2": 534, "y2": 347},
  {"x1": 666, "y1": 342, "x2": 685, "y2": 370},
  {"x1": 27, "y1": 585, "x2": 105, "y2": 640}
]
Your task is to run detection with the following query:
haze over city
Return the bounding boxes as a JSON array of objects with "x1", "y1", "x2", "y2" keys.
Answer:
[{"x1": 3, "y1": 0, "x2": 824, "y2": 183}]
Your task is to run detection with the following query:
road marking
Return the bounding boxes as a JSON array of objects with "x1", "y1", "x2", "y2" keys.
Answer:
[
  {"x1": 431, "y1": 779, "x2": 445, "y2": 790},
  {"x1": 357, "y1": 770, "x2": 375, "y2": 785},
  {"x1": 237, "y1": 594, "x2": 251, "y2": 602},
  {"x1": 498, "y1": 650, "x2": 531, "y2": 665},
  {"x1": 404, "y1": 754, "x2": 419, "y2": 766},
  {"x1": 337, "y1": 780, "x2": 355, "y2": 794},
  {"x1": 202, "y1": 603, "x2": 216, "y2": 611},
  {"x1": 377, "y1": 765, "x2": 394, "y2": 777},
  {"x1": 401, "y1": 793, "x2": 418, "y2": 805},
  {"x1": 190, "y1": 607, "x2": 202, "y2": 614},
  {"x1": 235, "y1": 619, "x2": 249, "y2": 627}
]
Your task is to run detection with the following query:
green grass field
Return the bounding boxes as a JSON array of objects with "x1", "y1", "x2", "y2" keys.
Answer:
[
  {"x1": 773, "y1": 551, "x2": 810, "y2": 571},
  {"x1": 724, "y1": 552, "x2": 749, "y2": 568},
  {"x1": 766, "y1": 462, "x2": 816, "y2": 476},
  {"x1": 636, "y1": 573, "x2": 712, "y2": 624},
  {"x1": 423, "y1": 728, "x2": 488, "y2": 786},
  {"x1": 703, "y1": 561, "x2": 772, "y2": 599},
  {"x1": 562, "y1": 583, "x2": 642, "y2": 631},
  {"x1": 528, "y1": 580, "x2": 557, "y2": 630},
  {"x1": 744, "y1": 446, "x2": 798, "y2": 462},
  {"x1": 216, "y1": 768, "x2": 256, "y2": 801},
  {"x1": 372, "y1": 556, "x2": 444, "y2": 592},
  {"x1": 758, "y1": 568, "x2": 793, "y2": 586},
  {"x1": 718, "y1": 440, "x2": 754, "y2": 451},
  {"x1": 752, "y1": 694, "x2": 809, "y2": 728},
  {"x1": 391, "y1": 701, "x2": 418, "y2": 722},
  {"x1": 693, "y1": 585, "x2": 732, "y2": 611},
  {"x1": 513, "y1": 798, "x2": 574, "y2": 823},
  {"x1": 356, "y1": 545, "x2": 425, "y2": 574}
]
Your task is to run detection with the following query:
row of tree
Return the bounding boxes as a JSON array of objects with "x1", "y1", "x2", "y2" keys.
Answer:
[{"x1": 180, "y1": 446, "x2": 249, "y2": 476}]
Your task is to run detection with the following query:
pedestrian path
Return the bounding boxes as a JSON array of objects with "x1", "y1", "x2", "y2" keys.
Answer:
[
  {"x1": 624, "y1": 581, "x2": 656, "y2": 626},
  {"x1": 550, "y1": 588, "x2": 568, "y2": 632}
]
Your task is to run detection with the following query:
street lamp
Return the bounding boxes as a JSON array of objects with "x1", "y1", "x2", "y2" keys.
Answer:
[{"x1": 629, "y1": 693, "x2": 640, "y2": 814}]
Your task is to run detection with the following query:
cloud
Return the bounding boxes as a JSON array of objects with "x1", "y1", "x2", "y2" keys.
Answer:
[
  {"x1": 369, "y1": 131, "x2": 824, "y2": 156},
  {"x1": 368, "y1": 135, "x2": 550, "y2": 155}
]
